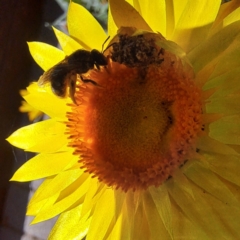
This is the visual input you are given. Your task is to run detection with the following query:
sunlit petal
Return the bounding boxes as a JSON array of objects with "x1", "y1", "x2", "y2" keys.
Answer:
[
  {"x1": 134, "y1": 0, "x2": 167, "y2": 36},
  {"x1": 172, "y1": 0, "x2": 221, "y2": 52},
  {"x1": 7, "y1": 119, "x2": 67, "y2": 152},
  {"x1": 188, "y1": 21, "x2": 240, "y2": 74},
  {"x1": 23, "y1": 83, "x2": 71, "y2": 120},
  {"x1": 109, "y1": 0, "x2": 151, "y2": 31},
  {"x1": 32, "y1": 176, "x2": 90, "y2": 223},
  {"x1": 11, "y1": 152, "x2": 77, "y2": 181},
  {"x1": 49, "y1": 205, "x2": 91, "y2": 240},
  {"x1": 28, "y1": 42, "x2": 64, "y2": 71},
  {"x1": 68, "y1": 2, "x2": 106, "y2": 50},
  {"x1": 53, "y1": 27, "x2": 83, "y2": 55}
]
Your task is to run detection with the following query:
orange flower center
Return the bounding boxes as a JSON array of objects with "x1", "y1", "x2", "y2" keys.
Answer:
[{"x1": 66, "y1": 45, "x2": 202, "y2": 191}]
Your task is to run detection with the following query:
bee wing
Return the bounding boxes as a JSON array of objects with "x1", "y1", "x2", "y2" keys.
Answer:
[
  {"x1": 38, "y1": 69, "x2": 53, "y2": 87},
  {"x1": 38, "y1": 60, "x2": 75, "y2": 97}
]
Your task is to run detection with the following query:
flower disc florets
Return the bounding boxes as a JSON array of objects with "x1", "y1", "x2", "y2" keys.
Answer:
[{"x1": 66, "y1": 28, "x2": 203, "y2": 191}]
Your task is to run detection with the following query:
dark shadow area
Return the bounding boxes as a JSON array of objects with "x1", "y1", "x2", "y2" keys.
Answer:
[{"x1": 0, "y1": 1, "x2": 63, "y2": 239}]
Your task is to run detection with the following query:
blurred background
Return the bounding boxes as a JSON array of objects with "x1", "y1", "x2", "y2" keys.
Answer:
[
  {"x1": 0, "y1": 0, "x2": 231, "y2": 239},
  {"x1": 0, "y1": 1, "x2": 107, "y2": 239}
]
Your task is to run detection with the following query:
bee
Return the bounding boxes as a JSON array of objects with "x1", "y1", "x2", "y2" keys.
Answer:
[{"x1": 38, "y1": 49, "x2": 108, "y2": 103}]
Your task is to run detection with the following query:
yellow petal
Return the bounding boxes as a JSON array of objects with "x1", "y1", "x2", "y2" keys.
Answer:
[
  {"x1": 31, "y1": 169, "x2": 84, "y2": 204},
  {"x1": 32, "y1": 176, "x2": 90, "y2": 223},
  {"x1": 134, "y1": 0, "x2": 167, "y2": 36},
  {"x1": 19, "y1": 100, "x2": 43, "y2": 121},
  {"x1": 208, "y1": 45, "x2": 240, "y2": 80},
  {"x1": 11, "y1": 152, "x2": 77, "y2": 181},
  {"x1": 28, "y1": 194, "x2": 59, "y2": 216},
  {"x1": 170, "y1": 199, "x2": 209, "y2": 240},
  {"x1": 211, "y1": 0, "x2": 240, "y2": 35},
  {"x1": 206, "y1": 94, "x2": 240, "y2": 116},
  {"x1": 149, "y1": 185, "x2": 173, "y2": 239},
  {"x1": 107, "y1": 212, "x2": 123, "y2": 240},
  {"x1": 209, "y1": 115, "x2": 240, "y2": 145},
  {"x1": 126, "y1": 0, "x2": 134, "y2": 5},
  {"x1": 168, "y1": 178, "x2": 232, "y2": 239},
  {"x1": 87, "y1": 189, "x2": 116, "y2": 240},
  {"x1": 28, "y1": 42, "x2": 65, "y2": 71},
  {"x1": 195, "y1": 53, "x2": 240, "y2": 91},
  {"x1": 109, "y1": 0, "x2": 151, "y2": 31},
  {"x1": 67, "y1": 2, "x2": 106, "y2": 50},
  {"x1": 27, "y1": 178, "x2": 54, "y2": 215},
  {"x1": 188, "y1": 21, "x2": 240, "y2": 74},
  {"x1": 199, "y1": 183, "x2": 240, "y2": 239},
  {"x1": 116, "y1": 203, "x2": 131, "y2": 240},
  {"x1": 172, "y1": 168, "x2": 195, "y2": 199},
  {"x1": 105, "y1": 190, "x2": 125, "y2": 239},
  {"x1": 49, "y1": 204, "x2": 91, "y2": 240},
  {"x1": 195, "y1": 46, "x2": 240, "y2": 88},
  {"x1": 23, "y1": 83, "x2": 71, "y2": 120},
  {"x1": 7, "y1": 119, "x2": 66, "y2": 152},
  {"x1": 206, "y1": 153, "x2": 240, "y2": 187},
  {"x1": 221, "y1": 6, "x2": 240, "y2": 27},
  {"x1": 122, "y1": 193, "x2": 134, "y2": 238},
  {"x1": 185, "y1": 161, "x2": 239, "y2": 207},
  {"x1": 107, "y1": 6, "x2": 118, "y2": 39},
  {"x1": 196, "y1": 135, "x2": 239, "y2": 156},
  {"x1": 30, "y1": 194, "x2": 60, "y2": 219},
  {"x1": 80, "y1": 186, "x2": 114, "y2": 229},
  {"x1": 204, "y1": 68, "x2": 240, "y2": 96},
  {"x1": 53, "y1": 27, "x2": 83, "y2": 55},
  {"x1": 19, "y1": 89, "x2": 29, "y2": 96},
  {"x1": 57, "y1": 173, "x2": 89, "y2": 201},
  {"x1": 143, "y1": 190, "x2": 172, "y2": 240},
  {"x1": 131, "y1": 197, "x2": 150, "y2": 240},
  {"x1": 172, "y1": 0, "x2": 221, "y2": 52},
  {"x1": 165, "y1": 0, "x2": 188, "y2": 39},
  {"x1": 114, "y1": 190, "x2": 125, "y2": 222}
]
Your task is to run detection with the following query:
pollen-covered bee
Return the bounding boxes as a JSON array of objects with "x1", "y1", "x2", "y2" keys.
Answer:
[{"x1": 38, "y1": 49, "x2": 108, "y2": 103}]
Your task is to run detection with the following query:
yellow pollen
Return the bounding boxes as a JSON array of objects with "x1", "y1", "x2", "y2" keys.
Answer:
[{"x1": 66, "y1": 54, "x2": 202, "y2": 191}]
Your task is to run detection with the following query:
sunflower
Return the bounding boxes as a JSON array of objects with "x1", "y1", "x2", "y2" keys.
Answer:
[{"x1": 7, "y1": 0, "x2": 240, "y2": 239}]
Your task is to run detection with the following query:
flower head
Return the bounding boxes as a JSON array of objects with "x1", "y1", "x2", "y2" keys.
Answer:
[{"x1": 7, "y1": 0, "x2": 240, "y2": 239}]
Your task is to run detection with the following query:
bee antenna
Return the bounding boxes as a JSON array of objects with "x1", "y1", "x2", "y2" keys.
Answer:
[
  {"x1": 102, "y1": 42, "x2": 116, "y2": 54},
  {"x1": 102, "y1": 36, "x2": 110, "y2": 52}
]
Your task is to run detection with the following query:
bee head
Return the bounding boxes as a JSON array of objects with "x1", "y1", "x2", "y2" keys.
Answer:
[{"x1": 91, "y1": 49, "x2": 108, "y2": 66}]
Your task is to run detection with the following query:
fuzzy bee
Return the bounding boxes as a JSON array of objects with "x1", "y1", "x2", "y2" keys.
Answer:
[{"x1": 38, "y1": 49, "x2": 108, "y2": 103}]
